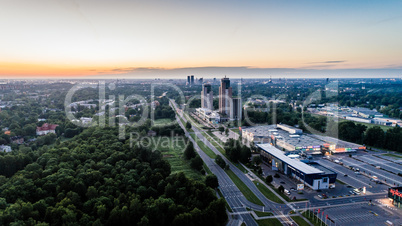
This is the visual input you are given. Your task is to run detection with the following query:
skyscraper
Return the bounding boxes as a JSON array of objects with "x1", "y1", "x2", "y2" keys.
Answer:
[
  {"x1": 190, "y1": 75, "x2": 194, "y2": 86},
  {"x1": 201, "y1": 83, "x2": 213, "y2": 110},
  {"x1": 219, "y1": 76, "x2": 232, "y2": 116},
  {"x1": 230, "y1": 97, "x2": 242, "y2": 120},
  {"x1": 187, "y1": 76, "x2": 190, "y2": 85}
]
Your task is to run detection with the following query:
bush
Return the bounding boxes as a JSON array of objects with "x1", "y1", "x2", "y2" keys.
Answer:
[
  {"x1": 215, "y1": 155, "x2": 226, "y2": 169},
  {"x1": 265, "y1": 175, "x2": 273, "y2": 184},
  {"x1": 278, "y1": 185, "x2": 284, "y2": 193}
]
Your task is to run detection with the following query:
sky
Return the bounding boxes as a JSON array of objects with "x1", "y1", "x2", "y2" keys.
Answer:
[{"x1": 0, "y1": 0, "x2": 401, "y2": 79}]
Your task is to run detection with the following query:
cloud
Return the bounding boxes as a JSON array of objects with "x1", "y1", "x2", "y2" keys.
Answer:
[{"x1": 308, "y1": 60, "x2": 347, "y2": 64}]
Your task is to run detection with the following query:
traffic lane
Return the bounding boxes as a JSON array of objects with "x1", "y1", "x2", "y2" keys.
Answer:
[{"x1": 341, "y1": 158, "x2": 402, "y2": 186}]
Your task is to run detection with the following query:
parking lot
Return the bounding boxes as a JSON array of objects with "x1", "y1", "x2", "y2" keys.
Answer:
[
  {"x1": 357, "y1": 154, "x2": 402, "y2": 175},
  {"x1": 316, "y1": 158, "x2": 389, "y2": 194},
  {"x1": 324, "y1": 203, "x2": 402, "y2": 226},
  {"x1": 341, "y1": 157, "x2": 402, "y2": 186}
]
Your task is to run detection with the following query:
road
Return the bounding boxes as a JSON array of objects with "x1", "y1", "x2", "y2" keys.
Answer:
[{"x1": 170, "y1": 100, "x2": 298, "y2": 225}]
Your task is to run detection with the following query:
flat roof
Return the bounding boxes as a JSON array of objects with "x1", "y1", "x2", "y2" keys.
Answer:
[
  {"x1": 306, "y1": 162, "x2": 336, "y2": 175},
  {"x1": 273, "y1": 129, "x2": 324, "y2": 148},
  {"x1": 257, "y1": 143, "x2": 324, "y2": 174}
]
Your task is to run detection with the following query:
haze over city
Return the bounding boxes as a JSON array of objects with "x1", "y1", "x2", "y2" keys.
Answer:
[{"x1": 1, "y1": 0, "x2": 402, "y2": 78}]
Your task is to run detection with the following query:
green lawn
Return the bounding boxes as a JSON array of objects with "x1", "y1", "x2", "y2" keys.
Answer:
[
  {"x1": 338, "y1": 118, "x2": 392, "y2": 131},
  {"x1": 190, "y1": 133, "x2": 217, "y2": 159},
  {"x1": 291, "y1": 216, "x2": 310, "y2": 226},
  {"x1": 382, "y1": 153, "x2": 402, "y2": 159},
  {"x1": 256, "y1": 218, "x2": 283, "y2": 226},
  {"x1": 225, "y1": 169, "x2": 264, "y2": 206},
  {"x1": 253, "y1": 181, "x2": 284, "y2": 204},
  {"x1": 153, "y1": 118, "x2": 175, "y2": 125},
  {"x1": 148, "y1": 136, "x2": 204, "y2": 180},
  {"x1": 231, "y1": 128, "x2": 240, "y2": 134},
  {"x1": 254, "y1": 211, "x2": 273, "y2": 217}
]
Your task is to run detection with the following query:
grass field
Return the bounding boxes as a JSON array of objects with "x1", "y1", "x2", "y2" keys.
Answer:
[
  {"x1": 256, "y1": 218, "x2": 283, "y2": 226},
  {"x1": 231, "y1": 128, "x2": 240, "y2": 134},
  {"x1": 153, "y1": 118, "x2": 175, "y2": 125},
  {"x1": 225, "y1": 169, "x2": 264, "y2": 206},
  {"x1": 291, "y1": 216, "x2": 311, "y2": 226},
  {"x1": 254, "y1": 211, "x2": 273, "y2": 217},
  {"x1": 382, "y1": 153, "x2": 402, "y2": 159},
  {"x1": 148, "y1": 136, "x2": 204, "y2": 180},
  {"x1": 253, "y1": 181, "x2": 284, "y2": 204},
  {"x1": 190, "y1": 133, "x2": 217, "y2": 159},
  {"x1": 338, "y1": 118, "x2": 392, "y2": 131}
]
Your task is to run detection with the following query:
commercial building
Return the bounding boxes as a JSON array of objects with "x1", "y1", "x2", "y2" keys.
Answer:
[
  {"x1": 350, "y1": 107, "x2": 383, "y2": 118},
  {"x1": 258, "y1": 143, "x2": 337, "y2": 190},
  {"x1": 187, "y1": 76, "x2": 190, "y2": 85},
  {"x1": 243, "y1": 124, "x2": 363, "y2": 154},
  {"x1": 195, "y1": 108, "x2": 220, "y2": 124},
  {"x1": 190, "y1": 75, "x2": 194, "y2": 86},
  {"x1": 201, "y1": 83, "x2": 213, "y2": 110},
  {"x1": 219, "y1": 76, "x2": 232, "y2": 116},
  {"x1": 388, "y1": 187, "x2": 402, "y2": 208}
]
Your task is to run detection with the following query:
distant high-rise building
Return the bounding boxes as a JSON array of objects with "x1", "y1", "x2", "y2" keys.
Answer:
[
  {"x1": 201, "y1": 83, "x2": 213, "y2": 110},
  {"x1": 230, "y1": 97, "x2": 242, "y2": 120},
  {"x1": 190, "y1": 75, "x2": 194, "y2": 85},
  {"x1": 213, "y1": 78, "x2": 216, "y2": 83},
  {"x1": 187, "y1": 76, "x2": 190, "y2": 85},
  {"x1": 199, "y1": 77, "x2": 203, "y2": 84},
  {"x1": 219, "y1": 76, "x2": 232, "y2": 116}
]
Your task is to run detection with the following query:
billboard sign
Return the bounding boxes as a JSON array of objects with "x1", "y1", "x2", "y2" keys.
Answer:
[{"x1": 297, "y1": 184, "x2": 304, "y2": 190}]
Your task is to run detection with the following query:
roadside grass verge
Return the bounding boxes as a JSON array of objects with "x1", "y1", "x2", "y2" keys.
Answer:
[
  {"x1": 225, "y1": 169, "x2": 264, "y2": 206},
  {"x1": 253, "y1": 181, "x2": 284, "y2": 204},
  {"x1": 190, "y1": 133, "x2": 217, "y2": 159}
]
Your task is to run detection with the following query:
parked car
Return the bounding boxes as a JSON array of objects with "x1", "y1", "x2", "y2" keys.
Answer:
[
  {"x1": 344, "y1": 174, "x2": 348, "y2": 177},
  {"x1": 280, "y1": 181, "x2": 285, "y2": 184},
  {"x1": 329, "y1": 184, "x2": 335, "y2": 189},
  {"x1": 284, "y1": 189, "x2": 290, "y2": 195},
  {"x1": 318, "y1": 195, "x2": 323, "y2": 199}
]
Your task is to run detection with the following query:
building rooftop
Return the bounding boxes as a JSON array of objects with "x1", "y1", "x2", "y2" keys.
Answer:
[
  {"x1": 257, "y1": 143, "x2": 324, "y2": 174},
  {"x1": 306, "y1": 162, "x2": 336, "y2": 175}
]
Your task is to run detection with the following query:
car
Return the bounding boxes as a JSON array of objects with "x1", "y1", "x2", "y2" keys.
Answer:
[
  {"x1": 290, "y1": 187, "x2": 296, "y2": 191},
  {"x1": 329, "y1": 184, "x2": 335, "y2": 189},
  {"x1": 349, "y1": 191, "x2": 354, "y2": 194},
  {"x1": 355, "y1": 171, "x2": 361, "y2": 175},
  {"x1": 284, "y1": 189, "x2": 290, "y2": 195},
  {"x1": 280, "y1": 181, "x2": 285, "y2": 184},
  {"x1": 322, "y1": 194, "x2": 328, "y2": 198},
  {"x1": 318, "y1": 195, "x2": 323, "y2": 199},
  {"x1": 344, "y1": 174, "x2": 348, "y2": 177}
]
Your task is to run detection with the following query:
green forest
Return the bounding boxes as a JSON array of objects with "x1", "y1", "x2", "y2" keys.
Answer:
[{"x1": 0, "y1": 127, "x2": 227, "y2": 225}]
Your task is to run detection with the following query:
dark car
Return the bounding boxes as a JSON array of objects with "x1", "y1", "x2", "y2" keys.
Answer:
[
  {"x1": 280, "y1": 181, "x2": 285, "y2": 184},
  {"x1": 344, "y1": 174, "x2": 348, "y2": 177}
]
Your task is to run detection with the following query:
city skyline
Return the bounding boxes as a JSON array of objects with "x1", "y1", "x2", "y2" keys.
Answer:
[{"x1": 1, "y1": 0, "x2": 402, "y2": 78}]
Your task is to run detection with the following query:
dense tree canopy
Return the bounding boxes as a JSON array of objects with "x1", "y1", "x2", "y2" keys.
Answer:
[{"x1": 0, "y1": 127, "x2": 227, "y2": 225}]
